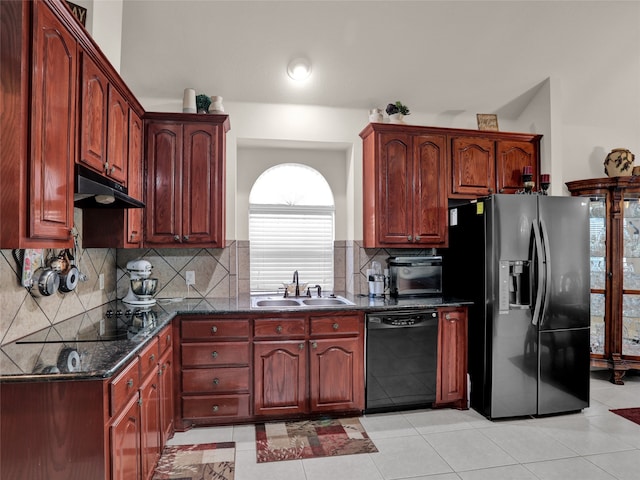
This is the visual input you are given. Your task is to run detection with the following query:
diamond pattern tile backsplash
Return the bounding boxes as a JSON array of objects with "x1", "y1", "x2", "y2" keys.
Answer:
[{"x1": 0, "y1": 208, "x2": 430, "y2": 346}]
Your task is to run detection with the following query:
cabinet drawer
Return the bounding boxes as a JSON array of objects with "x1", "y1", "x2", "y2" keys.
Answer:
[
  {"x1": 182, "y1": 394, "x2": 250, "y2": 419},
  {"x1": 139, "y1": 337, "x2": 159, "y2": 380},
  {"x1": 310, "y1": 315, "x2": 360, "y2": 336},
  {"x1": 254, "y1": 318, "x2": 306, "y2": 338},
  {"x1": 181, "y1": 343, "x2": 250, "y2": 367},
  {"x1": 182, "y1": 319, "x2": 249, "y2": 340},
  {"x1": 182, "y1": 367, "x2": 250, "y2": 393},
  {"x1": 110, "y1": 357, "x2": 140, "y2": 416},
  {"x1": 158, "y1": 325, "x2": 173, "y2": 354}
]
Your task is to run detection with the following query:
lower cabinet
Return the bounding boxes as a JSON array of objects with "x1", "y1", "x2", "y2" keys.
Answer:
[
  {"x1": 110, "y1": 395, "x2": 141, "y2": 480},
  {"x1": 435, "y1": 306, "x2": 468, "y2": 409}
]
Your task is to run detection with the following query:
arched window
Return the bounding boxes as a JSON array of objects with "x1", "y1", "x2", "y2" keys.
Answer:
[{"x1": 249, "y1": 163, "x2": 335, "y2": 293}]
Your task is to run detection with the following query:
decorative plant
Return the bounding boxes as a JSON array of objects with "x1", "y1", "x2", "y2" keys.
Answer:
[
  {"x1": 386, "y1": 101, "x2": 410, "y2": 116},
  {"x1": 196, "y1": 94, "x2": 211, "y2": 112}
]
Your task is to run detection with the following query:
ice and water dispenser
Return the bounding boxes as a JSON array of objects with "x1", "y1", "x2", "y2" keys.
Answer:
[{"x1": 498, "y1": 260, "x2": 531, "y2": 313}]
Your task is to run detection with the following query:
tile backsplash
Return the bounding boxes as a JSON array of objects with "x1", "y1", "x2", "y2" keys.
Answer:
[{"x1": 1, "y1": 212, "x2": 431, "y2": 346}]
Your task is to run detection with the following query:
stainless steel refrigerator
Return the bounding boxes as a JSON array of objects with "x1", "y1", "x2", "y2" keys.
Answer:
[{"x1": 443, "y1": 195, "x2": 590, "y2": 419}]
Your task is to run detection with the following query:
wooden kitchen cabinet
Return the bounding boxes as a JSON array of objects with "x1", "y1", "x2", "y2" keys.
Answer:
[
  {"x1": 1, "y1": 0, "x2": 76, "y2": 248},
  {"x1": 361, "y1": 123, "x2": 448, "y2": 248},
  {"x1": 144, "y1": 113, "x2": 229, "y2": 248},
  {"x1": 110, "y1": 395, "x2": 141, "y2": 480},
  {"x1": 254, "y1": 312, "x2": 364, "y2": 418},
  {"x1": 435, "y1": 307, "x2": 468, "y2": 409},
  {"x1": 449, "y1": 134, "x2": 540, "y2": 198},
  {"x1": 177, "y1": 316, "x2": 252, "y2": 429},
  {"x1": 567, "y1": 177, "x2": 640, "y2": 384},
  {"x1": 158, "y1": 326, "x2": 174, "y2": 446}
]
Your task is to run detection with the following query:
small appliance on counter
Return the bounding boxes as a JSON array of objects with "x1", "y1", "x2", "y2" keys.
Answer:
[
  {"x1": 122, "y1": 259, "x2": 158, "y2": 306},
  {"x1": 367, "y1": 261, "x2": 386, "y2": 297},
  {"x1": 387, "y1": 256, "x2": 443, "y2": 297}
]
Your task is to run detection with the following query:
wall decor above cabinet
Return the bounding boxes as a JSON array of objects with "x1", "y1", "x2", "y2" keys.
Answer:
[{"x1": 144, "y1": 113, "x2": 230, "y2": 248}]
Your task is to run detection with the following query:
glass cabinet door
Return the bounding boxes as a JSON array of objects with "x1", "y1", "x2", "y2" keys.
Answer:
[
  {"x1": 589, "y1": 197, "x2": 606, "y2": 355},
  {"x1": 622, "y1": 199, "x2": 640, "y2": 357}
]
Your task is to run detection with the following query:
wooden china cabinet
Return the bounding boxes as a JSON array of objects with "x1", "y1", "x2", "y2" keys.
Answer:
[{"x1": 566, "y1": 177, "x2": 640, "y2": 384}]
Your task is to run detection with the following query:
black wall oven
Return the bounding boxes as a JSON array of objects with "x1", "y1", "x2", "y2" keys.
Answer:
[{"x1": 365, "y1": 309, "x2": 438, "y2": 413}]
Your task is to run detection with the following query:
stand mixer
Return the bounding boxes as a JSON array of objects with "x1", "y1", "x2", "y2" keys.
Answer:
[{"x1": 122, "y1": 259, "x2": 158, "y2": 306}]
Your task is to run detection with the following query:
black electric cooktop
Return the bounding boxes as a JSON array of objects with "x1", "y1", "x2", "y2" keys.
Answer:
[{"x1": 16, "y1": 301, "x2": 161, "y2": 344}]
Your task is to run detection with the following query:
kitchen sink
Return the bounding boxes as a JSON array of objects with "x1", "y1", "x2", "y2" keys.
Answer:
[{"x1": 251, "y1": 295, "x2": 355, "y2": 309}]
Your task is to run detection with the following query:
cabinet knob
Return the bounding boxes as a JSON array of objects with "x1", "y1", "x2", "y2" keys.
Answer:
[
  {"x1": 276, "y1": 325, "x2": 283, "y2": 333},
  {"x1": 499, "y1": 188, "x2": 504, "y2": 193},
  {"x1": 415, "y1": 235, "x2": 421, "y2": 242},
  {"x1": 211, "y1": 351, "x2": 218, "y2": 358},
  {"x1": 332, "y1": 323, "x2": 339, "y2": 331},
  {"x1": 298, "y1": 343, "x2": 304, "y2": 351},
  {"x1": 126, "y1": 379, "x2": 134, "y2": 388},
  {"x1": 445, "y1": 313, "x2": 451, "y2": 320},
  {"x1": 213, "y1": 377, "x2": 220, "y2": 385},
  {"x1": 173, "y1": 235, "x2": 180, "y2": 242},
  {"x1": 212, "y1": 405, "x2": 219, "y2": 412},
  {"x1": 149, "y1": 354, "x2": 155, "y2": 362},
  {"x1": 488, "y1": 188, "x2": 494, "y2": 193},
  {"x1": 183, "y1": 235, "x2": 189, "y2": 242},
  {"x1": 311, "y1": 341, "x2": 318, "y2": 349},
  {"x1": 211, "y1": 326, "x2": 218, "y2": 334},
  {"x1": 407, "y1": 235, "x2": 413, "y2": 242}
]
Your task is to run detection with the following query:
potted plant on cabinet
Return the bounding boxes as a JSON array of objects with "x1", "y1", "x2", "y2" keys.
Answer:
[
  {"x1": 196, "y1": 94, "x2": 212, "y2": 113},
  {"x1": 386, "y1": 101, "x2": 410, "y2": 124}
]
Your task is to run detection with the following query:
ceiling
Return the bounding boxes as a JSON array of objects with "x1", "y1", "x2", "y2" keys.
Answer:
[{"x1": 119, "y1": 1, "x2": 638, "y2": 119}]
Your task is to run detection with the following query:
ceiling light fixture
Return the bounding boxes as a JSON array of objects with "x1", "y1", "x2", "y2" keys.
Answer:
[{"x1": 287, "y1": 57, "x2": 312, "y2": 81}]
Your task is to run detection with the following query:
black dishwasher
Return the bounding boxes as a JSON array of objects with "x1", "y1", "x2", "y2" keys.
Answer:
[{"x1": 365, "y1": 309, "x2": 439, "y2": 413}]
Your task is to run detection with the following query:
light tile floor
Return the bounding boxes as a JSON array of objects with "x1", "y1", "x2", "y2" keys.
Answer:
[{"x1": 166, "y1": 370, "x2": 640, "y2": 480}]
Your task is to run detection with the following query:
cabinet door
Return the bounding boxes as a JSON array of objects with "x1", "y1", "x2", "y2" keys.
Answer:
[
  {"x1": 450, "y1": 137, "x2": 495, "y2": 197},
  {"x1": 436, "y1": 308, "x2": 468, "y2": 407},
  {"x1": 413, "y1": 134, "x2": 447, "y2": 245},
  {"x1": 79, "y1": 52, "x2": 107, "y2": 174},
  {"x1": 29, "y1": 0, "x2": 76, "y2": 242},
  {"x1": 106, "y1": 84, "x2": 128, "y2": 184},
  {"x1": 309, "y1": 337, "x2": 364, "y2": 412},
  {"x1": 145, "y1": 122, "x2": 182, "y2": 245},
  {"x1": 496, "y1": 140, "x2": 536, "y2": 194},
  {"x1": 182, "y1": 123, "x2": 223, "y2": 246},
  {"x1": 254, "y1": 341, "x2": 307, "y2": 416},
  {"x1": 158, "y1": 341, "x2": 174, "y2": 446},
  {"x1": 110, "y1": 395, "x2": 141, "y2": 480},
  {"x1": 377, "y1": 132, "x2": 413, "y2": 244},
  {"x1": 125, "y1": 110, "x2": 143, "y2": 247},
  {"x1": 140, "y1": 372, "x2": 161, "y2": 480}
]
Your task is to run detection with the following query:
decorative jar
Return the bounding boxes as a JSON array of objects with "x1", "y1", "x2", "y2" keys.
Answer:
[{"x1": 604, "y1": 148, "x2": 635, "y2": 177}]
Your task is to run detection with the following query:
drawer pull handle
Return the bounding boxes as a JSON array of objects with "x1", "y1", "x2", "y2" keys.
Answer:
[
  {"x1": 149, "y1": 354, "x2": 155, "y2": 362},
  {"x1": 212, "y1": 405, "x2": 219, "y2": 412},
  {"x1": 211, "y1": 326, "x2": 218, "y2": 334},
  {"x1": 213, "y1": 378, "x2": 220, "y2": 385},
  {"x1": 173, "y1": 235, "x2": 180, "y2": 242},
  {"x1": 276, "y1": 325, "x2": 283, "y2": 333},
  {"x1": 183, "y1": 235, "x2": 190, "y2": 242},
  {"x1": 126, "y1": 379, "x2": 134, "y2": 388},
  {"x1": 407, "y1": 235, "x2": 413, "y2": 242},
  {"x1": 332, "y1": 323, "x2": 339, "y2": 330},
  {"x1": 415, "y1": 235, "x2": 421, "y2": 242},
  {"x1": 211, "y1": 351, "x2": 218, "y2": 358}
]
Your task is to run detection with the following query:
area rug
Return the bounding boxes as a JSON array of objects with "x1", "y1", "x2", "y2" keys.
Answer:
[
  {"x1": 255, "y1": 417, "x2": 378, "y2": 463},
  {"x1": 610, "y1": 407, "x2": 640, "y2": 426},
  {"x1": 152, "y1": 442, "x2": 235, "y2": 480}
]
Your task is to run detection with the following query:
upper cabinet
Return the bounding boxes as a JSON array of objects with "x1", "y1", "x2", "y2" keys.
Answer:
[
  {"x1": 79, "y1": 52, "x2": 129, "y2": 185},
  {"x1": 449, "y1": 133, "x2": 541, "y2": 198},
  {"x1": 0, "y1": 0, "x2": 145, "y2": 249},
  {"x1": 361, "y1": 124, "x2": 448, "y2": 248},
  {"x1": 144, "y1": 113, "x2": 230, "y2": 248},
  {"x1": 1, "y1": 0, "x2": 76, "y2": 248},
  {"x1": 360, "y1": 123, "x2": 542, "y2": 249}
]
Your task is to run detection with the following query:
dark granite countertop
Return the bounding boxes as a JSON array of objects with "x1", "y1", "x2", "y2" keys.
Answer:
[{"x1": 0, "y1": 294, "x2": 470, "y2": 383}]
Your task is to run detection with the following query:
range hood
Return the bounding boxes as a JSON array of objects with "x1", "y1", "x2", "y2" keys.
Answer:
[{"x1": 74, "y1": 164, "x2": 144, "y2": 209}]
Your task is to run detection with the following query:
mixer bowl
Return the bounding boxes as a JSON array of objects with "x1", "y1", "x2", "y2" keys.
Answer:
[{"x1": 130, "y1": 278, "x2": 158, "y2": 298}]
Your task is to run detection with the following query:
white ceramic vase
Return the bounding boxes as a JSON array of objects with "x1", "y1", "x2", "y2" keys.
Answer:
[
  {"x1": 389, "y1": 113, "x2": 405, "y2": 124},
  {"x1": 208, "y1": 96, "x2": 224, "y2": 113}
]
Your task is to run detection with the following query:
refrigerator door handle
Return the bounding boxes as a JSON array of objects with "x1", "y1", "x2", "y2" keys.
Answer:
[
  {"x1": 531, "y1": 221, "x2": 545, "y2": 325},
  {"x1": 539, "y1": 219, "x2": 552, "y2": 327}
]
